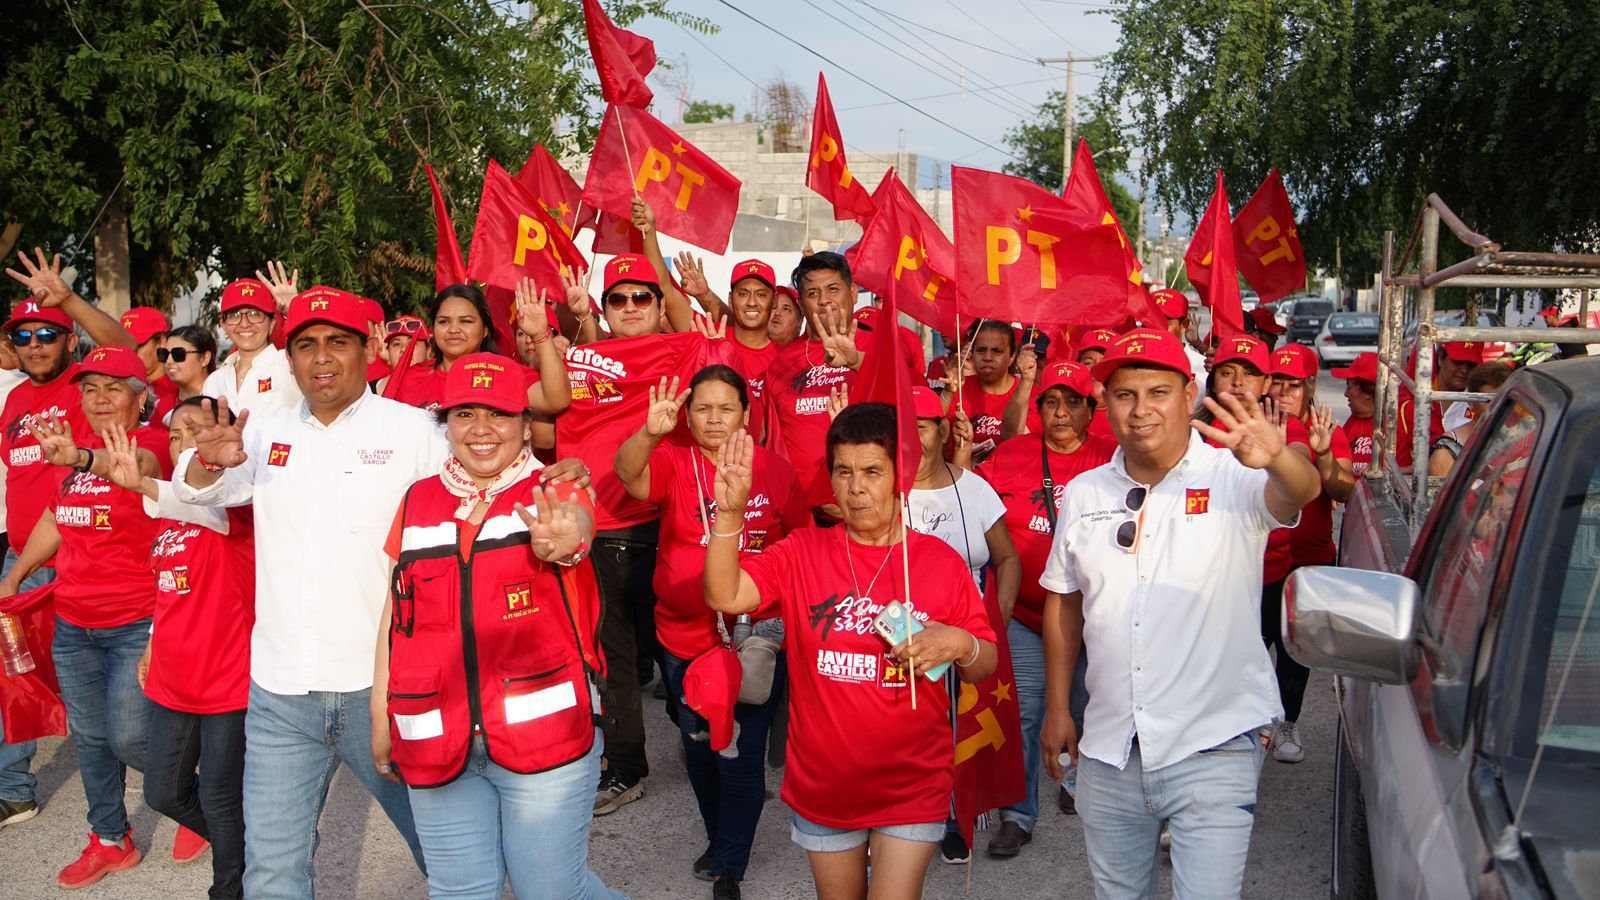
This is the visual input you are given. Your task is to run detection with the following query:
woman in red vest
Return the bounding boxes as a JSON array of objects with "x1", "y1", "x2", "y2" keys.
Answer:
[{"x1": 371, "y1": 352, "x2": 620, "y2": 900}]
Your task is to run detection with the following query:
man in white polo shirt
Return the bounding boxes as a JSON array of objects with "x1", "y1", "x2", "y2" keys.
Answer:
[{"x1": 1038, "y1": 327, "x2": 1319, "y2": 898}]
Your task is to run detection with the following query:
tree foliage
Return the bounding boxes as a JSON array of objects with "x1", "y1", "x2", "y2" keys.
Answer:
[
  {"x1": 1101, "y1": 0, "x2": 1600, "y2": 285},
  {"x1": 0, "y1": 0, "x2": 707, "y2": 312},
  {"x1": 683, "y1": 100, "x2": 735, "y2": 123},
  {"x1": 1001, "y1": 90, "x2": 1140, "y2": 232}
]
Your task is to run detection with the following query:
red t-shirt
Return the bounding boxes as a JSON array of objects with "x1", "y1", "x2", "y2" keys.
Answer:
[
  {"x1": 390, "y1": 358, "x2": 540, "y2": 412},
  {"x1": 145, "y1": 508, "x2": 256, "y2": 713},
  {"x1": 741, "y1": 527, "x2": 994, "y2": 830},
  {"x1": 1290, "y1": 423, "x2": 1352, "y2": 567},
  {"x1": 763, "y1": 339, "x2": 853, "y2": 497},
  {"x1": 1345, "y1": 392, "x2": 1445, "y2": 473},
  {"x1": 557, "y1": 332, "x2": 732, "y2": 531},
  {"x1": 51, "y1": 426, "x2": 171, "y2": 628},
  {"x1": 1203, "y1": 414, "x2": 1310, "y2": 584},
  {"x1": 957, "y1": 375, "x2": 1040, "y2": 463},
  {"x1": 644, "y1": 442, "x2": 808, "y2": 660},
  {"x1": 725, "y1": 338, "x2": 777, "y2": 446},
  {"x1": 149, "y1": 374, "x2": 181, "y2": 426},
  {"x1": 0, "y1": 366, "x2": 90, "y2": 558},
  {"x1": 977, "y1": 432, "x2": 1116, "y2": 633}
]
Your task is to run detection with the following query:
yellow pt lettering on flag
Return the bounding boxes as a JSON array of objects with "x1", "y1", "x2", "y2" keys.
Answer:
[
  {"x1": 514, "y1": 215, "x2": 549, "y2": 266},
  {"x1": 954, "y1": 682, "x2": 1006, "y2": 764},
  {"x1": 810, "y1": 134, "x2": 856, "y2": 189},
  {"x1": 893, "y1": 236, "x2": 923, "y2": 282},
  {"x1": 987, "y1": 226, "x2": 1060, "y2": 289},
  {"x1": 634, "y1": 147, "x2": 707, "y2": 212},
  {"x1": 1247, "y1": 216, "x2": 1298, "y2": 266}
]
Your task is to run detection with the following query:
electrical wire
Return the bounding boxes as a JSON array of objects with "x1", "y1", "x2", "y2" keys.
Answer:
[
  {"x1": 840, "y1": 0, "x2": 1040, "y2": 65},
  {"x1": 1014, "y1": 0, "x2": 1084, "y2": 53},
  {"x1": 940, "y1": 0, "x2": 1039, "y2": 59},
  {"x1": 835, "y1": 76, "x2": 1058, "y2": 111}
]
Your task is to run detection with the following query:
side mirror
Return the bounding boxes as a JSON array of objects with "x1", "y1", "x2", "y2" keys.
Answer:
[{"x1": 1283, "y1": 566, "x2": 1420, "y2": 684}]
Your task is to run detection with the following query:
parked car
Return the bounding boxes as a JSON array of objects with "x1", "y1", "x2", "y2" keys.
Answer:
[
  {"x1": 1285, "y1": 297, "x2": 1336, "y2": 344},
  {"x1": 1402, "y1": 310, "x2": 1510, "y2": 360},
  {"x1": 1242, "y1": 291, "x2": 1261, "y2": 312},
  {"x1": 1287, "y1": 357, "x2": 1600, "y2": 900},
  {"x1": 1315, "y1": 312, "x2": 1380, "y2": 367}
]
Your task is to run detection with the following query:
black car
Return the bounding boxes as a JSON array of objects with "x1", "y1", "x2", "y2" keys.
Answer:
[{"x1": 1286, "y1": 297, "x2": 1335, "y2": 344}]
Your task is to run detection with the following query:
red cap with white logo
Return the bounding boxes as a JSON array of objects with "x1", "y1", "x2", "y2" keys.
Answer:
[{"x1": 4, "y1": 300, "x2": 73, "y2": 332}]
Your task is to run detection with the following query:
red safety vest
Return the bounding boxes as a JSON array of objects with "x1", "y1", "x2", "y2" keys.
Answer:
[{"x1": 386, "y1": 475, "x2": 606, "y2": 788}]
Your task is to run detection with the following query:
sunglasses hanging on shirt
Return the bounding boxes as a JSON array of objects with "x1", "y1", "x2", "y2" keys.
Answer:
[{"x1": 1115, "y1": 485, "x2": 1149, "y2": 554}]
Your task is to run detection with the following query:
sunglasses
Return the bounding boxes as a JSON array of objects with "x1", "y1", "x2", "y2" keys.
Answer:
[
  {"x1": 220, "y1": 308, "x2": 269, "y2": 324},
  {"x1": 156, "y1": 347, "x2": 195, "y2": 363},
  {"x1": 8, "y1": 327, "x2": 67, "y2": 347},
  {"x1": 604, "y1": 291, "x2": 656, "y2": 310},
  {"x1": 385, "y1": 318, "x2": 425, "y2": 336},
  {"x1": 1114, "y1": 485, "x2": 1149, "y2": 554}
]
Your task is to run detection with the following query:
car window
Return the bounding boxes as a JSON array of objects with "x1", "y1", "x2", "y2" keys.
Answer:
[
  {"x1": 1419, "y1": 402, "x2": 1540, "y2": 701},
  {"x1": 1331, "y1": 314, "x2": 1379, "y2": 330},
  {"x1": 1296, "y1": 300, "x2": 1334, "y2": 316},
  {"x1": 1536, "y1": 469, "x2": 1600, "y2": 757}
]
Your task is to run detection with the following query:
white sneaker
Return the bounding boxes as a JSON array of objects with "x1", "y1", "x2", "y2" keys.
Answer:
[{"x1": 1272, "y1": 721, "x2": 1305, "y2": 764}]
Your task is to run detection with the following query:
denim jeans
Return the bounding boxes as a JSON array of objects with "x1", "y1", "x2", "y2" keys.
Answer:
[
  {"x1": 0, "y1": 545, "x2": 56, "y2": 803},
  {"x1": 51, "y1": 616, "x2": 152, "y2": 840},
  {"x1": 663, "y1": 649, "x2": 785, "y2": 880},
  {"x1": 1077, "y1": 733, "x2": 1266, "y2": 899},
  {"x1": 999, "y1": 620, "x2": 1089, "y2": 832},
  {"x1": 242, "y1": 682, "x2": 424, "y2": 899},
  {"x1": 144, "y1": 703, "x2": 247, "y2": 899},
  {"x1": 591, "y1": 524, "x2": 663, "y2": 785},
  {"x1": 405, "y1": 732, "x2": 624, "y2": 900}
]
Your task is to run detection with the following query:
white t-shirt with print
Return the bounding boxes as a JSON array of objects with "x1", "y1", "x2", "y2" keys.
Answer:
[{"x1": 907, "y1": 468, "x2": 1007, "y2": 589}]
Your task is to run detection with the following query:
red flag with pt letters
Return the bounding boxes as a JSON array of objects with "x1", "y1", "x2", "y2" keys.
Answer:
[
  {"x1": 1231, "y1": 169, "x2": 1306, "y2": 305},
  {"x1": 581, "y1": 105, "x2": 742, "y2": 254},
  {"x1": 1062, "y1": 139, "x2": 1161, "y2": 326},
  {"x1": 951, "y1": 578, "x2": 1026, "y2": 846},
  {"x1": 850, "y1": 171, "x2": 958, "y2": 338},
  {"x1": 1185, "y1": 171, "x2": 1244, "y2": 338},
  {"x1": 807, "y1": 72, "x2": 876, "y2": 225},
  {"x1": 467, "y1": 160, "x2": 586, "y2": 298},
  {"x1": 515, "y1": 143, "x2": 600, "y2": 240}
]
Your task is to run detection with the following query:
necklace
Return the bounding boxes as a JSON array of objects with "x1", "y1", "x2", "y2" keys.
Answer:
[{"x1": 843, "y1": 521, "x2": 897, "y2": 605}]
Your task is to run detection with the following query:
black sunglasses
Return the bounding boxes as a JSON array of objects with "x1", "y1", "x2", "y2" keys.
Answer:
[
  {"x1": 1114, "y1": 486, "x2": 1149, "y2": 552},
  {"x1": 8, "y1": 327, "x2": 66, "y2": 347},
  {"x1": 604, "y1": 291, "x2": 656, "y2": 310},
  {"x1": 157, "y1": 347, "x2": 194, "y2": 363}
]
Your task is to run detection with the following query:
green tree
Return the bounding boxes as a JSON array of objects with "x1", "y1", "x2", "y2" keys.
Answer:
[
  {"x1": 0, "y1": 0, "x2": 708, "y2": 311},
  {"x1": 1101, "y1": 0, "x2": 1600, "y2": 287},
  {"x1": 683, "y1": 100, "x2": 735, "y2": 123},
  {"x1": 1001, "y1": 90, "x2": 1140, "y2": 231}
]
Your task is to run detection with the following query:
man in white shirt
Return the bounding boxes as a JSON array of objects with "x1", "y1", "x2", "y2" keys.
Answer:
[
  {"x1": 201, "y1": 278, "x2": 303, "y2": 417},
  {"x1": 1038, "y1": 327, "x2": 1319, "y2": 898}
]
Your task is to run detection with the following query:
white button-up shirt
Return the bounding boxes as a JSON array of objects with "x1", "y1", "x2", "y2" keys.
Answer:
[
  {"x1": 202, "y1": 346, "x2": 303, "y2": 418},
  {"x1": 173, "y1": 392, "x2": 447, "y2": 695},
  {"x1": 1040, "y1": 431, "x2": 1288, "y2": 771}
]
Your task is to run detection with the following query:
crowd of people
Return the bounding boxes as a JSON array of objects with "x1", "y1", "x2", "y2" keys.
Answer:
[{"x1": 0, "y1": 203, "x2": 1527, "y2": 900}]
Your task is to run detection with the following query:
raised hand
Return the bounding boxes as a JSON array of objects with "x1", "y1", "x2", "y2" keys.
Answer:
[
  {"x1": 560, "y1": 265, "x2": 593, "y2": 319},
  {"x1": 714, "y1": 429, "x2": 755, "y2": 517},
  {"x1": 689, "y1": 314, "x2": 727, "y2": 341},
  {"x1": 180, "y1": 398, "x2": 251, "y2": 469},
  {"x1": 101, "y1": 423, "x2": 144, "y2": 492},
  {"x1": 826, "y1": 384, "x2": 850, "y2": 421},
  {"x1": 815, "y1": 307, "x2": 862, "y2": 369},
  {"x1": 514, "y1": 277, "x2": 551, "y2": 340},
  {"x1": 26, "y1": 411, "x2": 80, "y2": 467},
  {"x1": 254, "y1": 260, "x2": 299, "y2": 311},
  {"x1": 1307, "y1": 404, "x2": 1336, "y2": 457},
  {"x1": 951, "y1": 407, "x2": 974, "y2": 451},
  {"x1": 1262, "y1": 395, "x2": 1288, "y2": 440},
  {"x1": 516, "y1": 484, "x2": 585, "y2": 562},
  {"x1": 674, "y1": 251, "x2": 710, "y2": 298},
  {"x1": 1015, "y1": 344, "x2": 1039, "y2": 383},
  {"x1": 1193, "y1": 391, "x2": 1286, "y2": 469},
  {"x1": 630, "y1": 196, "x2": 656, "y2": 236},
  {"x1": 5, "y1": 247, "x2": 75, "y2": 308},
  {"x1": 645, "y1": 376, "x2": 691, "y2": 437}
]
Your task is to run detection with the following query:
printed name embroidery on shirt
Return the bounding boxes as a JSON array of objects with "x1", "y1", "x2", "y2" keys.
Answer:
[
  {"x1": 815, "y1": 649, "x2": 877, "y2": 684},
  {"x1": 504, "y1": 581, "x2": 539, "y2": 619},
  {"x1": 565, "y1": 347, "x2": 626, "y2": 405},
  {"x1": 357, "y1": 448, "x2": 393, "y2": 466}
]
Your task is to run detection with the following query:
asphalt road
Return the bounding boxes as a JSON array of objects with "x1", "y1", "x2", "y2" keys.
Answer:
[{"x1": 2, "y1": 366, "x2": 1355, "y2": 899}]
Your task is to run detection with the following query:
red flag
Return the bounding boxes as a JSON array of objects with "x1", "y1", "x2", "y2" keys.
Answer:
[
  {"x1": 952, "y1": 166, "x2": 1129, "y2": 326},
  {"x1": 807, "y1": 73, "x2": 876, "y2": 224},
  {"x1": 516, "y1": 144, "x2": 599, "y2": 240},
  {"x1": 427, "y1": 165, "x2": 468, "y2": 291},
  {"x1": 852, "y1": 293, "x2": 919, "y2": 494},
  {"x1": 467, "y1": 160, "x2": 587, "y2": 307},
  {"x1": 1231, "y1": 169, "x2": 1306, "y2": 305},
  {"x1": 1061, "y1": 139, "x2": 1161, "y2": 325},
  {"x1": 581, "y1": 0, "x2": 655, "y2": 109},
  {"x1": 0, "y1": 584, "x2": 67, "y2": 744},
  {"x1": 1185, "y1": 171, "x2": 1244, "y2": 338},
  {"x1": 581, "y1": 105, "x2": 742, "y2": 254},
  {"x1": 851, "y1": 171, "x2": 958, "y2": 339},
  {"x1": 951, "y1": 578, "x2": 1026, "y2": 845},
  {"x1": 591, "y1": 210, "x2": 644, "y2": 255}
]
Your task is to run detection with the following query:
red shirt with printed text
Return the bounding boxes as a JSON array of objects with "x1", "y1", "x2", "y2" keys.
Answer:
[
  {"x1": 145, "y1": 508, "x2": 256, "y2": 713},
  {"x1": 0, "y1": 366, "x2": 89, "y2": 558},
  {"x1": 725, "y1": 338, "x2": 777, "y2": 444},
  {"x1": 1204, "y1": 414, "x2": 1310, "y2": 584},
  {"x1": 957, "y1": 375, "x2": 1041, "y2": 463}
]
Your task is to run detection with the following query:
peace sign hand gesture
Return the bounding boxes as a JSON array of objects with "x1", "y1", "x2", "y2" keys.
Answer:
[
  {"x1": 515, "y1": 484, "x2": 586, "y2": 563},
  {"x1": 1193, "y1": 391, "x2": 1286, "y2": 469},
  {"x1": 180, "y1": 398, "x2": 251, "y2": 469},
  {"x1": 714, "y1": 429, "x2": 755, "y2": 518},
  {"x1": 645, "y1": 376, "x2": 691, "y2": 437},
  {"x1": 5, "y1": 248, "x2": 75, "y2": 308}
]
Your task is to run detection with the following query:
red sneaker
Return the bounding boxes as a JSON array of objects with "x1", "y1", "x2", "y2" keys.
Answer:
[
  {"x1": 172, "y1": 825, "x2": 210, "y2": 863},
  {"x1": 57, "y1": 830, "x2": 142, "y2": 889}
]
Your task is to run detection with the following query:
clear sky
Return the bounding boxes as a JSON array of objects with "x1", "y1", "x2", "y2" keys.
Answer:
[{"x1": 631, "y1": 0, "x2": 1125, "y2": 182}]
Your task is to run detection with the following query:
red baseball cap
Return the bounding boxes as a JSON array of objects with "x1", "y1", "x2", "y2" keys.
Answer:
[
  {"x1": 1332, "y1": 351, "x2": 1379, "y2": 382},
  {"x1": 4, "y1": 300, "x2": 73, "y2": 333},
  {"x1": 1248, "y1": 306, "x2": 1286, "y2": 335},
  {"x1": 119, "y1": 307, "x2": 169, "y2": 345},
  {"x1": 71, "y1": 345, "x2": 146, "y2": 383},
  {"x1": 1440, "y1": 341, "x2": 1489, "y2": 365},
  {"x1": 911, "y1": 385, "x2": 944, "y2": 419},
  {"x1": 1077, "y1": 328, "x2": 1118, "y2": 355},
  {"x1": 220, "y1": 278, "x2": 276, "y2": 314},
  {"x1": 774, "y1": 285, "x2": 798, "y2": 302},
  {"x1": 602, "y1": 254, "x2": 659, "y2": 295},
  {"x1": 359, "y1": 297, "x2": 386, "y2": 327},
  {"x1": 684, "y1": 646, "x2": 741, "y2": 752},
  {"x1": 1150, "y1": 288, "x2": 1188, "y2": 320},
  {"x1": 729, "y1": 259, "x2": 776, "y2": 291},
  {"x1": 1212, "y1": 334, "x2": 1271, "y2": 374},
  {"x1": 286, "y1": 286, "x2": 369, "y2": 339},
  {"x1": 1270, "y1": 343, "x2": 1318, "y2": 380},
  {"x1": 1039, "y1": 360, "x2": 1096, "y2": 398},
  {"x1": 1091, "y1": 327, "x2": 1194, "y2": 383},
  {"x1": 1540, "y1": 304, "x2": 1561, "y2": 318},
  {"x1": 438, "y1": 352, "x2": 529, "y2": 413}
]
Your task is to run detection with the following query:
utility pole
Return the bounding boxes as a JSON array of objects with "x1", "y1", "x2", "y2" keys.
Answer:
[{"x1": 1038, "y1": 53, "x2": 1103, "y2": 188}]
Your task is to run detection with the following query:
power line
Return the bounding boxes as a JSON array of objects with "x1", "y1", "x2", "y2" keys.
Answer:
[
  {"x1": 836, "y1": 77, "x2": 1058, "y2": 112},
  {"x1": 940, "y1": 0, "x2": 1039, "y2": 60},
  {"x1": 840, "y1": 0, "x2": 1039, "y2": 65},
  {"x1": 1014, "y1": 0, "x2": 1084, "y2": 53},
  {"x1": 673, "y1": 21, "x2": 763, "y2": 93},
  {"x1": 709, "y1": 0, "x2": 1023, "y2": 163}
]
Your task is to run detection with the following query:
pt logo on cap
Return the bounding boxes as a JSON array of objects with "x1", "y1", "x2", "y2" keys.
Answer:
[
  {"x1": 615, "y1": 260, "x2": 633, "y2": 273},
  {"x1": 310, "y1": 299, "x2": 330, "y2": 311},
  {"x1": 1233, "y1": 339, "x2": 1253, "y2": 353},
  {"x1": 745, "y1": 263, "x2": 760, "y2": 273},
  {"x1": 268, "y1": 442, "x2": 292, "y2": 467},
  {"x1": 240, "y1": 284, "x2": 257, "y2": 296},
  {"x1": 472, "y1": 371, "x2": 494, "y2": 389},
  {"x1": 1185, "y1": 488, "x2": 1210, "y2": 515},
  {"x1": 1125, "y1": 341, "x2": 1145, "y2": 355}
]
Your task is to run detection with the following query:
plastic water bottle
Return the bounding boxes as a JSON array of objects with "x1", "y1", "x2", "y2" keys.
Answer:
[
  {"x1": 1058, "y1": 753, "x2": 1077, "y2": 799},
  {"x1": 0, "y1": 613, "x2": 36, "y2": 677}
]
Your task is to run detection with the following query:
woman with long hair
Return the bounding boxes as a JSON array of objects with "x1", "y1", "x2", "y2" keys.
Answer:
[
  {"x1": 954, "y1": 319, "x2": 1031, "y2": 463},
  {"x1": 155, "y1": 325, "x2": 218, "y2": 425}
]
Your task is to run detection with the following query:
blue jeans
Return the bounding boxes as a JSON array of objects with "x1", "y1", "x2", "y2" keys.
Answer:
[
  {"x1": 999, "y1": 620, "x2": 1089, "y2": 832},
  {"x1": 662, "y1": 649, "x2": 786, "y2": 881},
  {"x1": 242, "y1": 682, "x2": 424, "y2": 899},
  {"x1": 144, "y1": 703, "x2": 247, "y2": 899},
  {"x1": 0, "y1": 545, "x2": 55, "y2": 803},
  {"x1": 1077, "y1": 733, "x2": 1266, "y2": 899},
  {"x1": 51, "y1": 616, "x2": 153, "y2": 840},
  {"x1": 406, "y1": 732, "x2": 624, "y2": 900}
]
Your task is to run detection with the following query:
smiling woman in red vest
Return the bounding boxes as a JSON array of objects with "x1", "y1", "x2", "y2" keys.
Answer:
[{"x1": 371, "y1": 352, "x2": 621, "y2": 900}]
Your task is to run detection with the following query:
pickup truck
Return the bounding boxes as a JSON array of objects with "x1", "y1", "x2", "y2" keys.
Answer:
[{"x1": 1286, "y1": 357, "x2": 1600, "y2": 899}]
